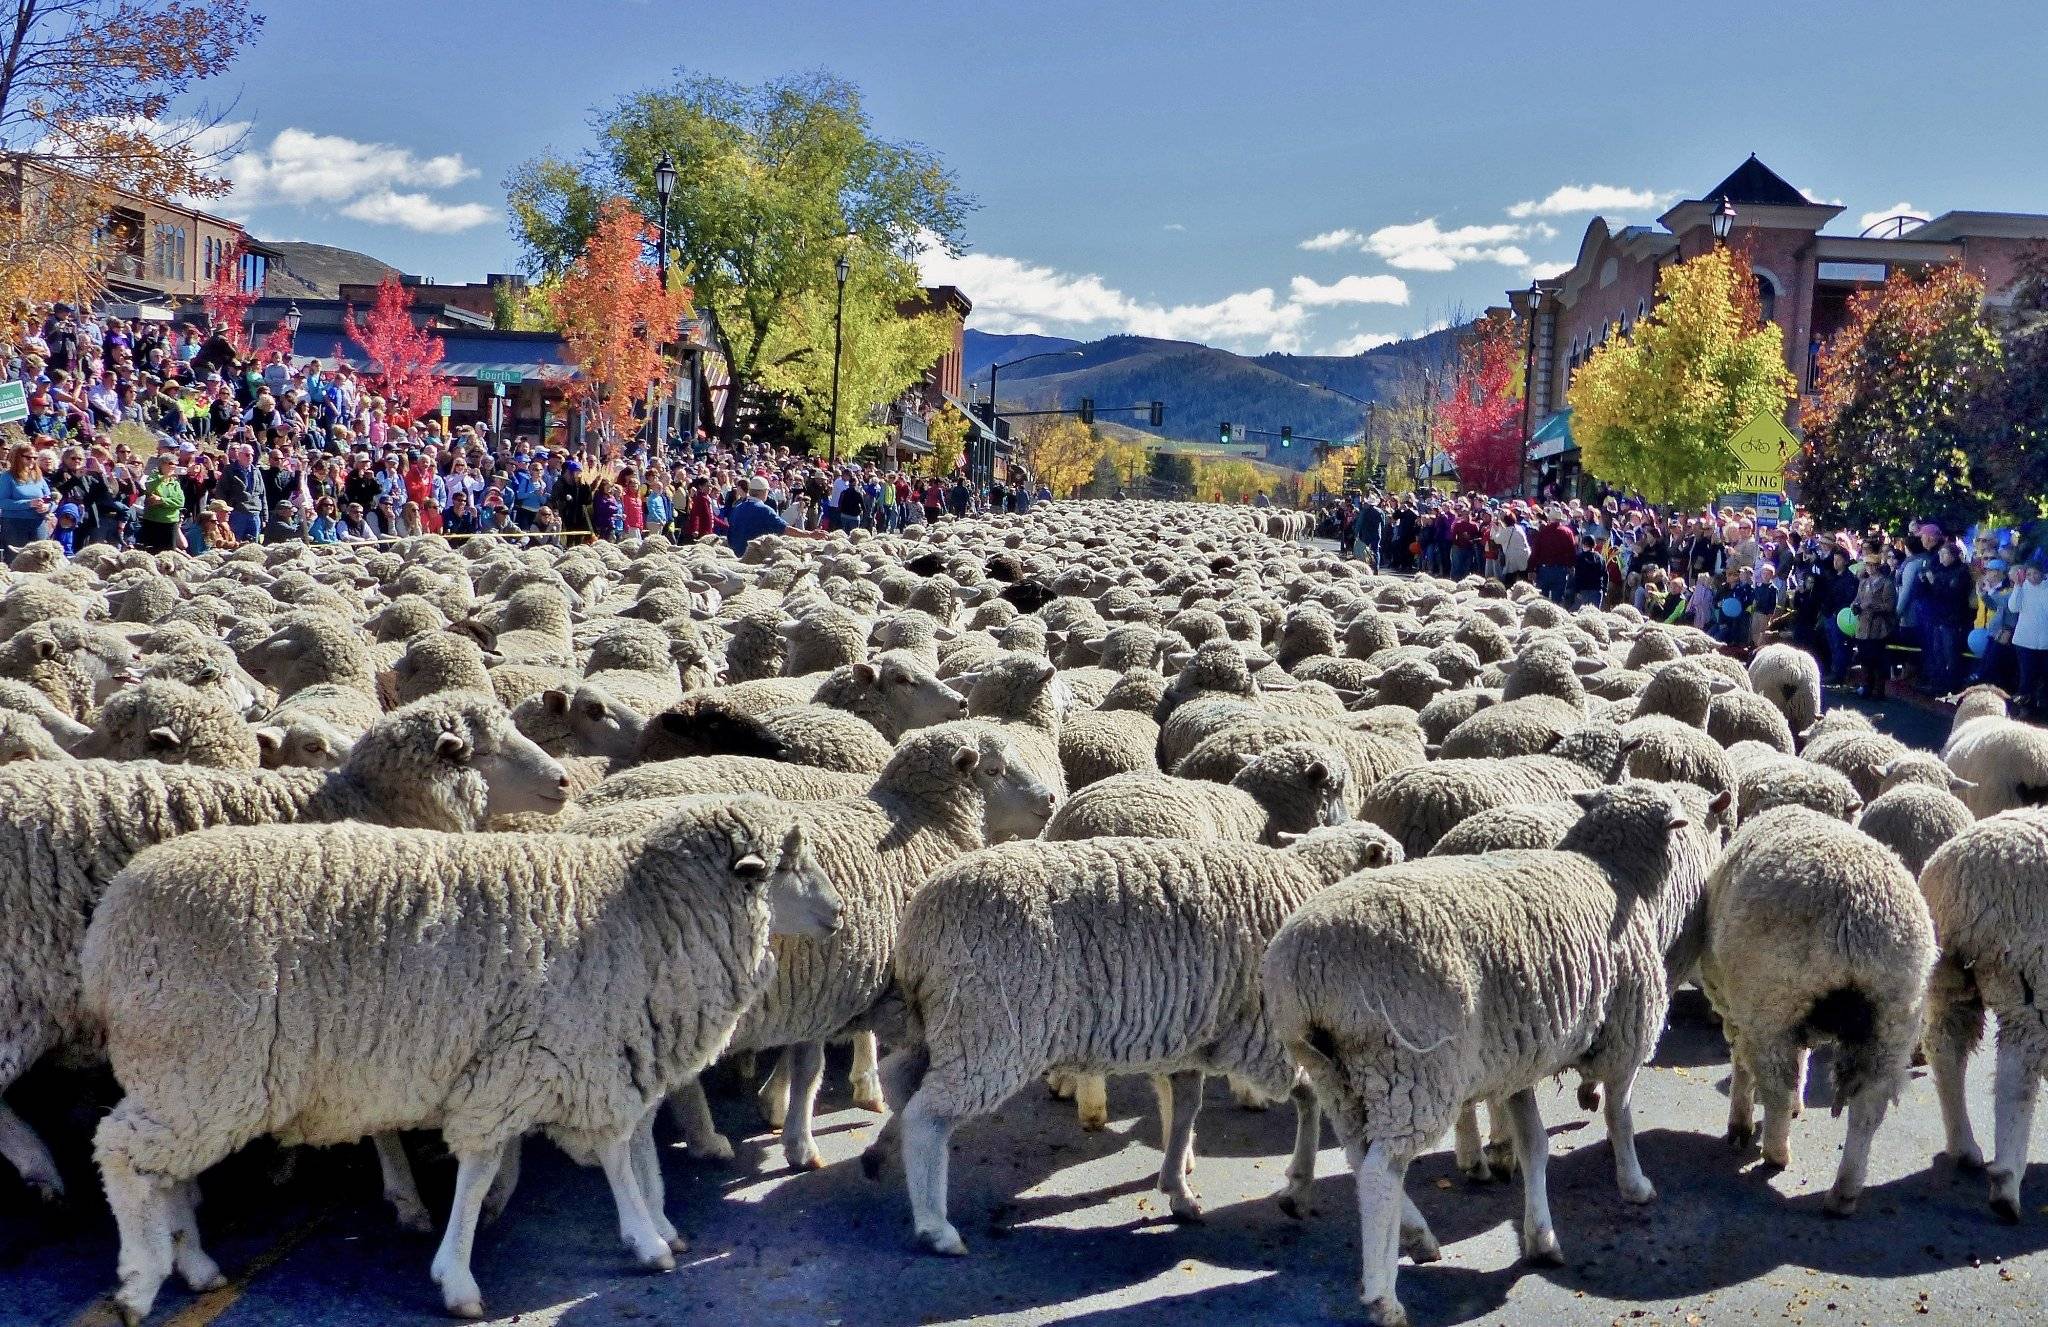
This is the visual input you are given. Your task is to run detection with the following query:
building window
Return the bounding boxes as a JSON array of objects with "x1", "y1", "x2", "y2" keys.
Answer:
[
  {"x1": 239, "y1": 250, "x2": 266, "y2": 294},
  {"x1": 151, "y1": 222, "x2": 188, "y2": 281},
  {"x1": 1754, "y1": 274, "x2": 1777, "y2": 324}
]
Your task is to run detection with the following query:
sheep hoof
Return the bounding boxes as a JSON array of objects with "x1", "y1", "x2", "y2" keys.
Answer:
[
  {"x1": 1821, "y1": 1185, "x2": 1859, "y2": 1218},
  {"x1": 851, "y1": 1076, "x2": 887, "y2": 1113},
  {"x1": 1077, "y1": 1107, "x2": 1109, "y2": 1132},
  {"x1": 1577, "y1": 1081, "x2": 1602, "y2": 1112},
  {"x1": 390, "y1": 1196, "x2": 435, "y2": 1235},
  {"x1": 638, "y1": 1248, "x2": 677, "y2": 1273},
  {"x1": 1481, "y1": 1141, "x2": 1519, "y2": 1176},
  {"x1": 916, "y1": 1224, "x2": 967, "y2": 1257},
  {"x1": 1725, "y1": 1122, "x2": 1757, "y2": 1152},
  {"x1": 688, "y1": 1132, "x2": 735, "y2": 1162},
  {"x1": 1045, "y1": 1072, "x2": 1075, "y2": 1100},
  {"x1": 1276, "y1": 1188, "x2": 1309, "y2": 1220},
  {"x1": 785, "y1": 1143, "x2": 825, "y2": 1172},
  {"x1": 1760, "y1": 1144, "x2": 1791, "y2": 1170},
  {"x1": 1458, "y1": 1158, "x2": 1495, "y2": 1184},
  {"x1": 1168, "y1": 1191, "x2": 1205, "y2": 1223},
  {"x1": 1989, "y1": 1174, "x2": 2022, "y2": 1224},
  {"x1": 1618, "y1": 1176, "x2": 1657, "y2": 1205},
  {"x1": 438, "y1": 1280, "x2": 485, "y2": 1320},
  {"x1": 666, "y1": 1234, "x2": 691, "y2": 1255},
  {"x1": 1402, "y1": 1227, "x2": 1442, "y2": 1264},
  {"x1": 1521, "y1": 1226, "x2": 1565, "y2": 1266},
  {"x1": 1947, "y1": 1144, "x2": 1985, "y2": 1172},
  {"x1": 1362, "y1": 1292, "x2": 1410, "y2": 1327},
  {"x1": 183, "y1": 1265, "x2": 228, "y2": 1294}
]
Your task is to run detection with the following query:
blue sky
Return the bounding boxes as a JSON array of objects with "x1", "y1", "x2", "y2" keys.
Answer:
[{"x1": 203, "y1": 0, "x2": 2048, "y2": 355}]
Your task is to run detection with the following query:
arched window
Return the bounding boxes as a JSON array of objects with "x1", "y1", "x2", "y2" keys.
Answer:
[{"x1": 1754, "y1": 274, "x2": 1777, "y2": 324}]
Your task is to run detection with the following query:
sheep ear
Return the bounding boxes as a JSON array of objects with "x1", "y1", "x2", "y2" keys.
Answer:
[
  {"x1": 580, "y1": 699, "x2": 608, "y2": 722},
  {"x1": 34, "y1": 636, "x2": 56, "y2": 660},
  {"x1": 1570, "y1": 789, "x2": 1599, "y2": 808},
  {"x1": 851, "y1": 661, "x2": 880, "y2": 686},
  {"x1": 1272, "y1": 830, "x2": 1302, "y2": 847},
  {"x1": 1949, "y1": 775, "x2": 1976, "y2": 792},
  {"x1": 1305, "y1": 760, "x2": 1331, "y2": 787},
  {"x1": 1665, "y1": 813, "x2": 1690, "y2": 831},
  {"x1": 1423, "y1": 742, "x2": 1441, "y2": 759},
  {"x1": 1708, "y1": 790, "x2": 1732, "y2": 815},
  {"x1": 948, "y1": 671, "x2": 980, "y2": 694},
  {"x1": 255, "y1": 727, "x2": 284, "y2": 756},
  {"x1": 1235, "y1": 751, "x2": 1258, "y2": 771},
  {"x1": 146, "y1": 726, "x2": 182, "y2": 750},
  {"x1": 1571, "y1": 656, "x2": 1606, "y2": 675},
  {"x1": 542, "y1": 689, "x2": 570, "y2": 716},
  {"x1": 951, "y1": 745, "x2": 981, "y2": 774},
  {"x1": 1363, "y1": 841, "x2": 1388, "y2": 867},
  {"x1": 194, "y1": 663, "x2": 220, "y2": 685},
  {"x1": 732, "y1": 852, "x2": 768, "y2": 878},
  {"x1": 1618, "y1": 736, "x2": 1643, "y2": 755},
  {"x1": 435, "y1": 730, "x2": 470, "y2": 761}
]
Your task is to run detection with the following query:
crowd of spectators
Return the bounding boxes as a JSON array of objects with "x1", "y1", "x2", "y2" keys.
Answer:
[
  {"x1": 0, "y1": 300, "x2": 1041, "y2": 564},
  {"x1": 1323, "y1": 487, "x2": 2048, "y2": 714}
]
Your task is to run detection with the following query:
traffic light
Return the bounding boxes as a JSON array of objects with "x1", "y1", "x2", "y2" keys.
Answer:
[
  {"x1": 1148, "y1": 400, "x2": 1164, "y2": 428},
  {"x1": 1280, "y1": 425, "x2": 1293, "y2": 449},
  {"x1": 1219, "y1": 420, "x2": 1231, "y2": 446},
  {"x1": 1078, "y1": 398, "x2": 1094, "y2": 425}
]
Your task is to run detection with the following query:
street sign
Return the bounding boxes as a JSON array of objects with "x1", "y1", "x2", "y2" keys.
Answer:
[
  {"x1": 475, "y1": 366, "x2": 524, "y2": 385},
  {"x1": 1724, "y1": 413, "x2": 1799, "y2": 478},
  {"x1": 439, "y1": 394, "x2": 453, "y2": 419},
  {"x1": 492, "y1": 380, "x2": 504, "y2": 398},
  {"x1": 0, "y1": 381, "x2": 24, "y2": 425}
]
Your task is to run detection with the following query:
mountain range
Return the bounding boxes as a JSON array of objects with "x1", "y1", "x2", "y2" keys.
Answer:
[{"x1": 962, "y1": 326, "x2": 1463, "y2": 460}]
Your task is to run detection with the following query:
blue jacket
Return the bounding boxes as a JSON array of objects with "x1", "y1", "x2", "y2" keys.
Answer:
[{"x1": 0, "y1": 472, "x2": 51, "y2": 521}]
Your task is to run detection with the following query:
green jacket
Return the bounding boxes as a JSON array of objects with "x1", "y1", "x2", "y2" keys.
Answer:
[{"x1": 142, "y1": 472, "x2": 185, "y2": 525}]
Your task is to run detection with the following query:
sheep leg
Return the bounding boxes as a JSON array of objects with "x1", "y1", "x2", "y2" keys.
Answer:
[
  {"x1": 902, "y1": 1093, "x2": 966, "y2": 1256},
  {"x1": 860, "y1": 1048, "x2": 926, "y2": 1181},
  {"x1": 100, "y1": 1148, "x2": 176, "y2": 1327},
  {"x1": 595, "y1": 1135, "x2": 677, "y2": 1271},
  {"x1": 1278, "y1": 1080, "x2": 1322, "y2": 1218},
  {"x1": 1601, "y1": 1067, "x2": 1656, "y2": 1204},
  {"x1": 1352, "y1": 1138, "x2": 1413, "y2": 1327},
  {"x1": 1045, "y1": 1069, "x2": 1076, "y2": 1100},
  {"x1": 666, "y1": 1080, "x2": 735, "y2": 1161},
  {"x1": 1823, "y1": 1087, "x2": 1890, "y2": 1217},
  {"x1": 1481, "y1": 1096, "x2": 1518, "y2": 1176},
  {"x1": 371, "y1": 1132, "x2": 433, "y2": 1233},
  {"x1": 1725, "y1": 1052, "x2": 1758, "y2": 1150},
  {"x1": 0, "y1": 1099, "x2": 63, "y2": 1202},
  {"x1": 1926, "y1": 975, "x2": 1985, "y2": 1168},
  {"x1": 630, "y1": 1110, "x2": 686, "y2": 1252},
  {"x1": 167, "y1": 1180, "x2": 225, "y2": 1293},
  {"x1": 429, "y1": 1148, "x2": 503, "y2": 1319},
  {"x1": 1988, "y1": 1036, "x2": 2040, "y2": 1223},
  {"x1": 781, "y1": 1041, "x2": 827, "y2": 1172},
  {"x1": 482, "y1": 1137, "x2": 522, "y2": 1226},
  {"x1": 1074, "y1": 1072, "x2": 1110, "y2": 1131},
  {"x1": 1751, "y1": 1038, "x2": 1802, "y2": 1169},
  {"x1": 1155, "y1": 1070, "x2": 1205, "y2": 1221},
  {"x1": 1503, "y1": 1088, "x2": 1563, "y2": 1265},
  {"x1": 758, "y1": 1050, "x2": 793, "y2": 1130},
  {"x1": 850, "y1": 1032, "x2": 886, "y2": 1113},
  {"x1": 1452, "y1": 1102, "x2": 1492, "y2": 1182},
  {"x1": 1399, "y1": 1191, "x2": 1441, "y2": 1264}
]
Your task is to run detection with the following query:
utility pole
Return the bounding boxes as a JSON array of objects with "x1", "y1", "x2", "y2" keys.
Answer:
[{"x1": 1519, "y1": 281, "x2": 1544, "y2": 500}]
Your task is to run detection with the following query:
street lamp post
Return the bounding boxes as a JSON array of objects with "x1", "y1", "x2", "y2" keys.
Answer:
[
  {"x1": 827, "y1": 252, "x2": 850, "y2": 467},
  {"x1": 984, "y1": 348, "x2": 1083, "y2": 487},
  {"x1": 283, "y1": 300, "x2": 301, "y2": 356},
  {"x1": 1518, "y1": 283, "x2": 1544, "y2": 500},
  {"x1": 653, "y1": 153, "x2": 677, "y2": 445},
  {"x1": 1712, "y1": 197, "x2": 1737, "y2": 244}
]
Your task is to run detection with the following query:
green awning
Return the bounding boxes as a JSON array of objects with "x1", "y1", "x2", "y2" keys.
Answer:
[{"x1": 1529, "y1": 409, "x2": 1576, "y2": 460}]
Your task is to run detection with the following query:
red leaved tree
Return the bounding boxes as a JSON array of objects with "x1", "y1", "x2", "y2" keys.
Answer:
[
  {"x1": 202, "y1": 241, "x2": 258, "y2": 350},
  {"x1": 1434, "y1": 310, "x2": 1525, "y2": 494},
  {"x1": 550, "y1": 197, "x2": 693, "y2": 447},
  {"x1": 343, "y1": 274, "x2": 451, "y2": 418},
  {"x1": 256, "y1": 315, "x2": 296, "y2": 362}
]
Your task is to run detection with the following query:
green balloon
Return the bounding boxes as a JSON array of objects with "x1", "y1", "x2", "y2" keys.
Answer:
[{"x1": 1836, "y1": 606, "x2": 1858, "y2": 635}]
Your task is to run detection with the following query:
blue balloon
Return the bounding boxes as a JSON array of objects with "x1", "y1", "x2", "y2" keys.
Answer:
[
  {"x1": 1720, "y1": 596, "x2": 1743, "y2": 619},
  {"x1": 1969, "y1": 627, "x2": 1992, "y2": 657}
]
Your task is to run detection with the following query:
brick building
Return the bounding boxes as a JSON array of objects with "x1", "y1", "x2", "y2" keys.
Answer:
[{"x1": 1506, "y1": 155, "x2": 2048, "y2": 496}]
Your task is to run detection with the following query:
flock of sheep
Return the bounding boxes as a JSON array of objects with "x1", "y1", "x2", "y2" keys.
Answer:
[{"x1": 0, "y1": 500, "x2": 2044, "y2": 1326}]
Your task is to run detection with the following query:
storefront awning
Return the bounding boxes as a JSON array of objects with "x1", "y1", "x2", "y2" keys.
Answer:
[{"x1": 1528, "y1": 409, "x2": 1576, "y2": 460}]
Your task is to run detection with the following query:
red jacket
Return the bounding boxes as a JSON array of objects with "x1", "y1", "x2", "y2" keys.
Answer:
[
  {"x1": 682, "y1": 489, "x2": 716, "y2": 540},
  {"x1": 1530, "y1": 520, "x2": 1577, "y2": 570}
]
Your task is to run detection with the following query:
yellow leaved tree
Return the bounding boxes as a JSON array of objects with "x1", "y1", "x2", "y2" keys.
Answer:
[{"x1": 1567, "y1": 246, "x2": 1796, "y2": 508}]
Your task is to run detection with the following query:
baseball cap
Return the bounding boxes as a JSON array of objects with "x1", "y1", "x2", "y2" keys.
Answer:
[{"x1": 747, "y1": 475, "x2": 769, "y2": 495}]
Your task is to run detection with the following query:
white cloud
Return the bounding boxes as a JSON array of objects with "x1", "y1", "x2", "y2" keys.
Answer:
[
  {"x1": 1366, "y1": 219, "x2": 1530, "y2": 271},
  {"x1": 1286, "y1": 273, "x2": 1411, "y2": 307},
  {"x1": 1325, "y1": 331, "x2": 1399, "y2": 355},
  {"x1": 1298, "y1": 227, "x2": 1363, "y2": 252},
  {"x1": 1856, "y1": 202, "x2": 1923, "y2": 232},
  {"x1": 1800, "y1": 187, "x2": 1845, "y2": 207},
  {"x1": 919, "y1": 239, "x2": 1311, "y2": 351},
  {"x1": 1524, "y1": 260, "x2": 1573, "y2": 280},
  {"x1": 339, "y1": 189, "x2": 495, "y2": 233},
  {"x1": 1162, "y1": 222, "x2": 1186, "y2": 232},
  {"x1": 1508, "y1": 184, "x2": 1667, "y2": 218},
  {"x1": 226, "y1": 128, "x2": 477, "y2": 208}
]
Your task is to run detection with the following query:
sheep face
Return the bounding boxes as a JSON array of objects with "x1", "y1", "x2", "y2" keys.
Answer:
[
  {"x1": 965, "y1": 740, "x2": 1057, "y2": 843},
  {"x1": 854, "y1": 655, "x2": 968, "y2": 737},
  {"x1": 761, "y1": 822, "x2": 844, "y2": 940},
  {"x1": 560, "y1": 685, "x2": 649, "y2": 761}
]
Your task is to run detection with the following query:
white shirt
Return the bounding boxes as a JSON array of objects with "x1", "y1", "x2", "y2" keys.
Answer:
[{"x1": 2010, "y1": 578, "x2": 2048, "y2": 651}]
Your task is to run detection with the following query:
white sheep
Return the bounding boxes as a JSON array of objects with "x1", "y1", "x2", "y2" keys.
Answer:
[
  {"x1": 1698, "y1": 806, "x2": 1935, "y2": 1214},
  {"x1": 1261, "y1": 782, "x2": 1715, "y2": 1325},
  {"x1": 1359, "y1": 722, "x2": 1623, "y2": 857},
  {"x1": 1747, "y1": 643, "x2": 1822, "y2": 734},
  {"x1": 0, "y1": 694, "x2": 568, "y2": 1205},
  {"x1": 866, "y1": 823, "x2": 1402, "y2": 1253},
  {"x1": 1046, "y1": 742, "x2": 1347, "y2": 847},
  {"x1": 84, "y1": 798, "x2": 840, "y2": 1321}
]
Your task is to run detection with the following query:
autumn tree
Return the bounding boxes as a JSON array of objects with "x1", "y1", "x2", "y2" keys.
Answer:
[
  {"x1": 1974, "y1": 245, "x2": 2048, "y2": 523},
  {"x1": 753, "y1": 241, "x2": 951, "y2": 456},
  {"x1": 1433, "y1": 311, "x2": 1524, "y2": 494},
  {"x1": 1568, "y1": 246, "x2": 1796, "y2": 508},
  {"x1": 1797, "y1": 264, "x2": 2000, "y2": 532},
  {"x1": 550, "y1": 198, "x2": 693, "y2": 448},
  {"x1": 343, "y1": 274, "x2": 452, "y2": 420},
  {"x1": 0, "y1": 0, "x2": 262, "y2": 305},
  {"x1": 506, "y1": 69, "x2": 971, "y2": 442},
  {"x1": 924, "y1": 404, "x2": 968, "y2": 479},
  {"x1": 200, "y1": 240, "x2": 258, "y2": 349},
  {"x1": 1018, "y1": 417, "x2": 1109, "y2": 497}
]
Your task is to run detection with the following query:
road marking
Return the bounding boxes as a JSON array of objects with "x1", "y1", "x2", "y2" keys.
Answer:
[{"x1": 65, "y1": 1214, "x2": 326, "y2": 1327}]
